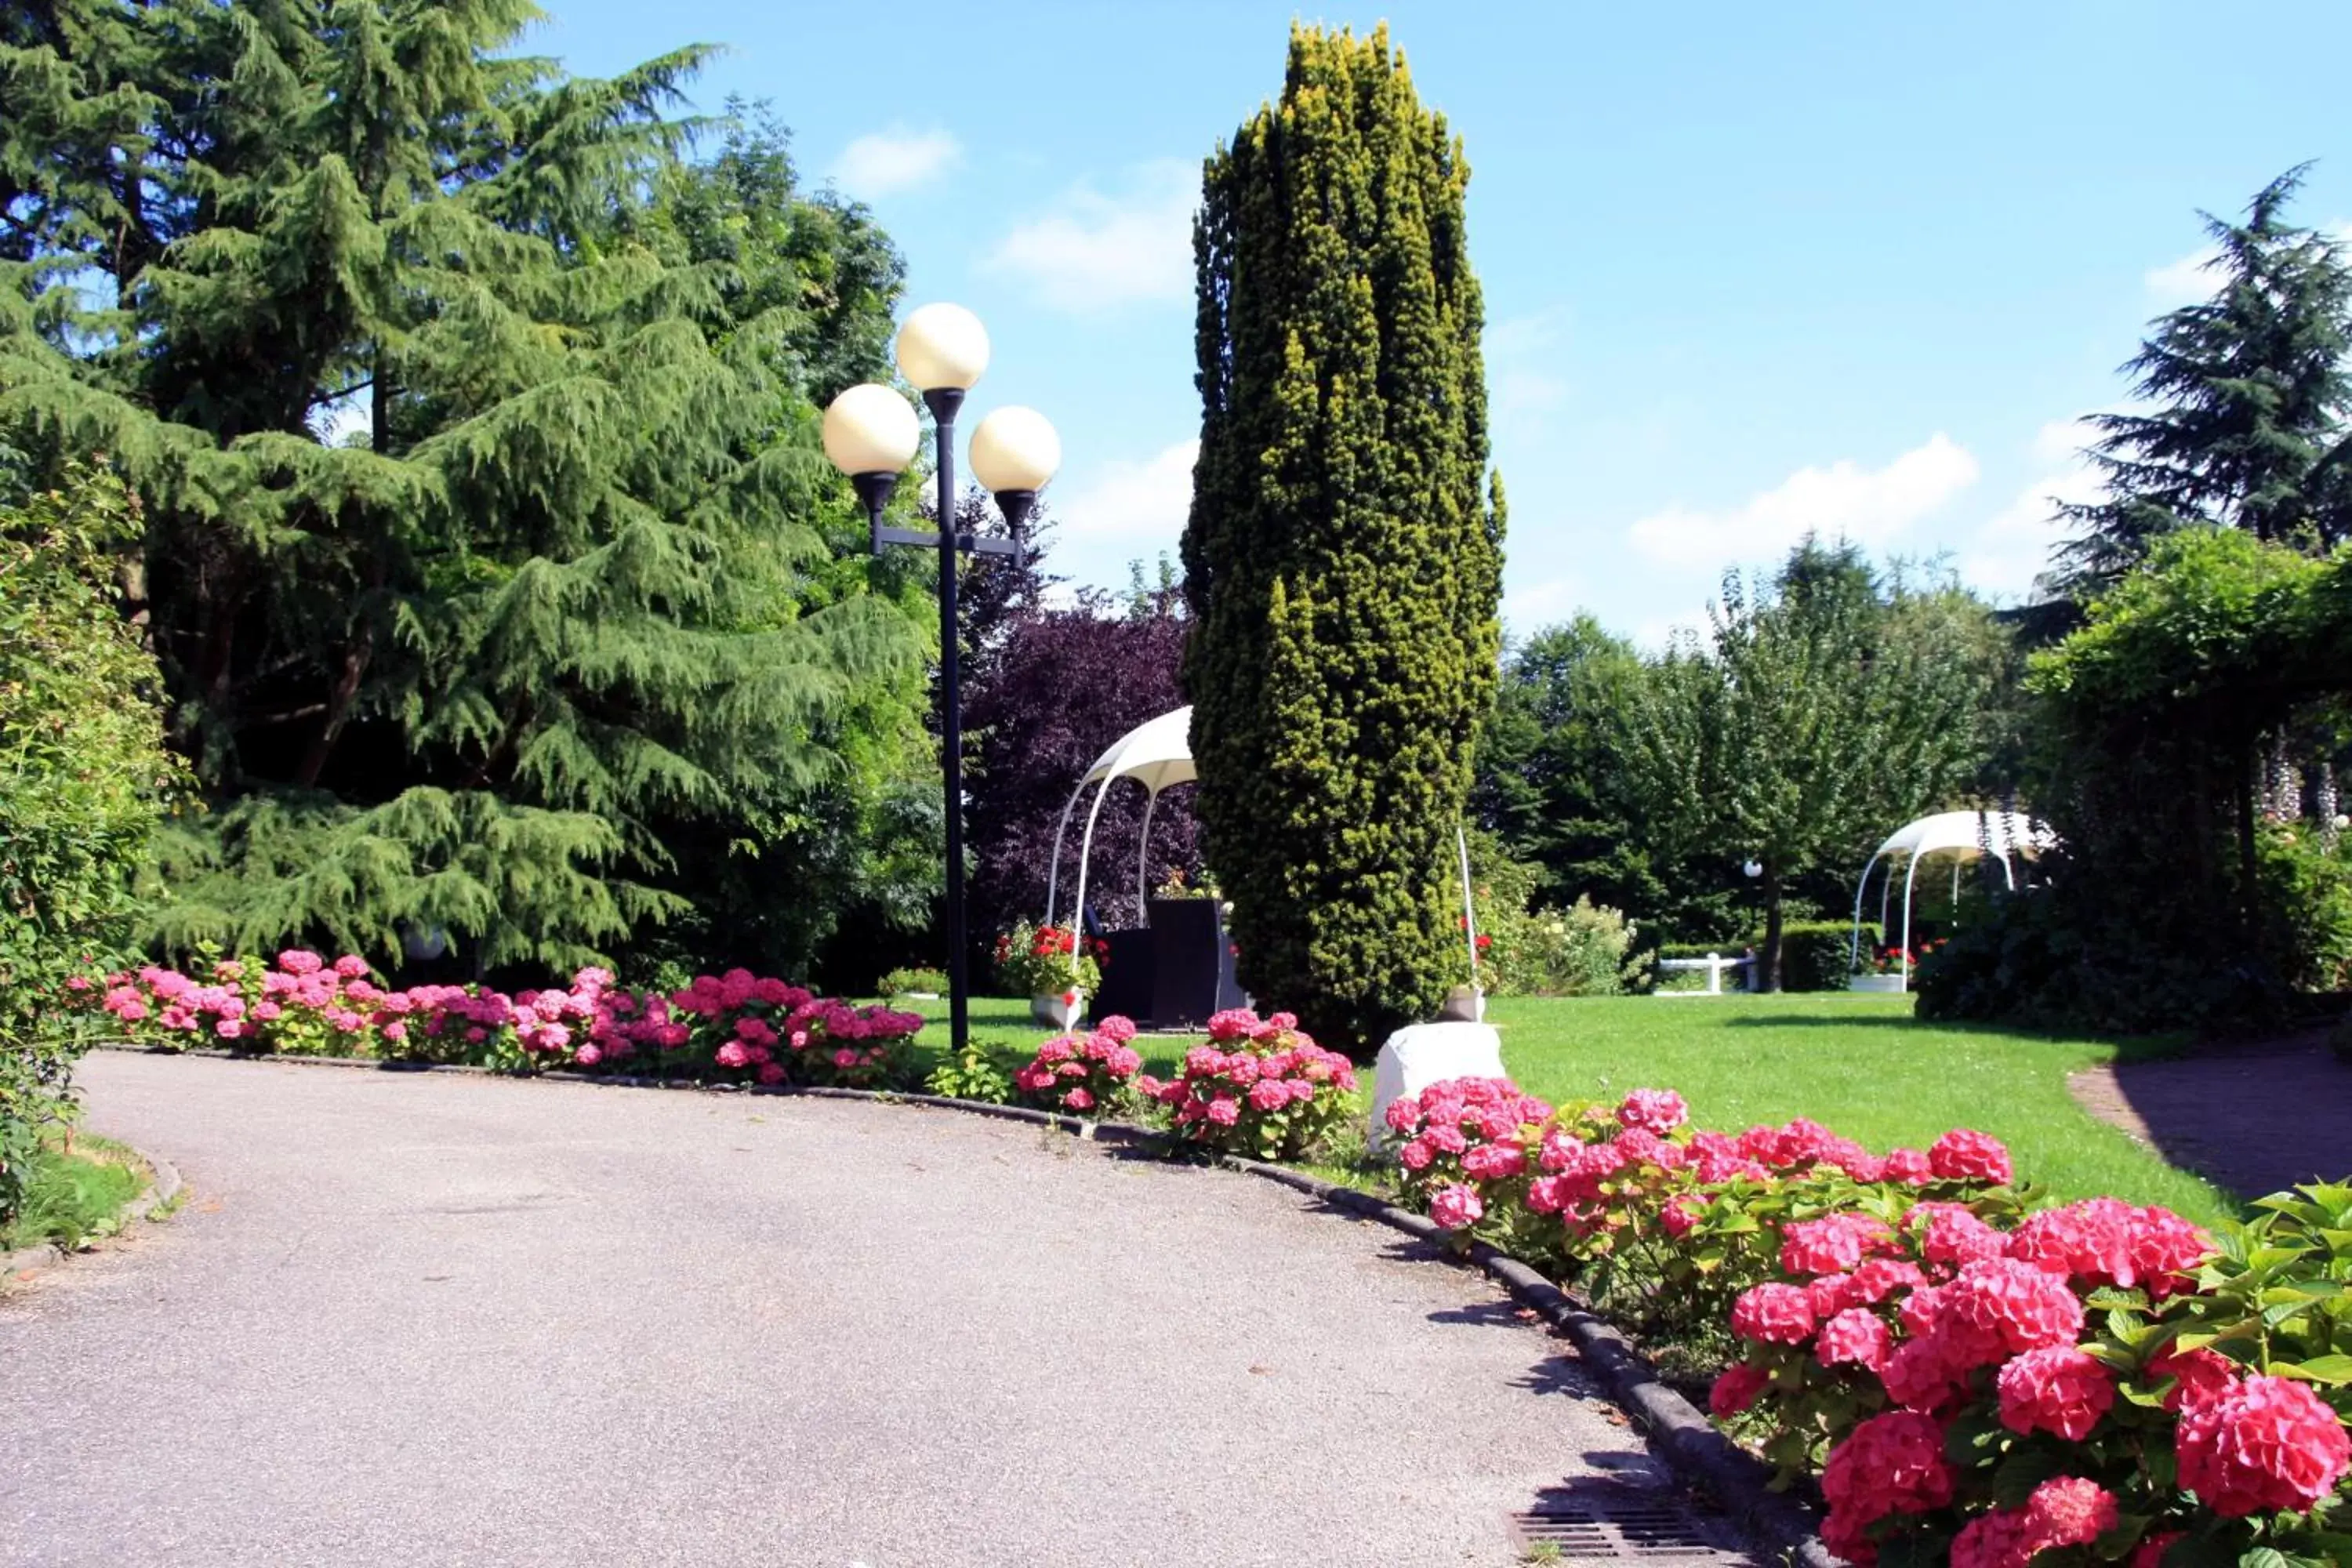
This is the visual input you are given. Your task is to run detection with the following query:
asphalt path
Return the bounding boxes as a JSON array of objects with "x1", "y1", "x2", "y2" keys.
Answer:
[{"x1": 2, "y1": 1052, "x2": 1693, "y2": 1566}]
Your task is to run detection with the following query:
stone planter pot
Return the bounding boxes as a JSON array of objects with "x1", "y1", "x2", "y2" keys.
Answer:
[
  {"x1": 1030, "y1": 989, "x2": 1086, "y2": 1029},
  {"x1": 1849, "y1": 975, "x2": 1907, "y2": 994}
]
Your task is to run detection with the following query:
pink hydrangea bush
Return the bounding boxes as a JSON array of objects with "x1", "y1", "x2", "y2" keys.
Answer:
[
  {"x1": 666, "y1": 970, "x2": 923, "y2": 1090},
  {"x1": 1380, "y1": 1076, "x2": 1555, "y2": 1258},
  {"x1": 1145, "y1": 1008, "x2": 1356, "y2": 1160},
  {"x1": 1700, "y1": 1157, "x2": 2352, "y2": 1566},
  {"x1": 75, "y1": 956, "x2": 923, "y2": 1087},
  {"x1": 1012, "y1": 1015, "x2": 1144, "y2": 1116},
  {"x1": 1368, "y1": 1073, "x2": 2351, "y2": 1566},
  {"x1": 84, "y1": 952, "x2": 390, "y2": 1055}
]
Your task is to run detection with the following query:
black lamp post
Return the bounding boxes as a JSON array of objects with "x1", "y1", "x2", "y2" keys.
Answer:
[{"x1": 822, "y1": 304, "x2": 1062, "y2": 1056}]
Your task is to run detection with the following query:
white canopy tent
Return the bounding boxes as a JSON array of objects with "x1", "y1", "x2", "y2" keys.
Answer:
[
  {"x1": 1042, "y1": 708, "x2": 1487, "y2": 987},
  {"x1": 1849, "y1": 810, "x2": 2054, "y2": 989},
  {"x1": 1044, "y1": 706, "x2": 1199, "y2": 936}
]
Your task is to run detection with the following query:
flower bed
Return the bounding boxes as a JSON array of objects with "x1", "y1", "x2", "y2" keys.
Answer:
[
  {"x1": 1139, "y1": 1007, "x2": 1357, "y2": 1160},
  {"x1": 1012, "y1": 1014, "x2": 1145, "y2": 1116},
  {"x1": 1380, "y1": 1073, "x2": 2352, "y2": 1567},
  {"x1": 74, "y1": 953, "x2": 923, "y2": 1089}
]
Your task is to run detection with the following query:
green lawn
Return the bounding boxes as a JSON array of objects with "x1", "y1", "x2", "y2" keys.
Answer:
[
  {"x1": 883, "y1": 990, "x2": 2234, "y2": 1225},
  {"x1": 1483, "y1": 994, "x2": 2233, "y2": 1225},
  {"x1": 2, "y1": 1134, "x2": 149, "y2": 1252}
]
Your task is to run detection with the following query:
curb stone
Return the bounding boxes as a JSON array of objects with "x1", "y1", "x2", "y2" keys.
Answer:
[
  {"x1": 91, "y1": 1044, "x2": 1831, "y2": 1565},
  {"x1": 1, "y1": 1139, "x2": 184, "y2": 1284}
]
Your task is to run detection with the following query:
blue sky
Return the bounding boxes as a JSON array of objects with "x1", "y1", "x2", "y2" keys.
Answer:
[{"x1": 545, "y1": 1, "x2": 2352, "y2": 644}]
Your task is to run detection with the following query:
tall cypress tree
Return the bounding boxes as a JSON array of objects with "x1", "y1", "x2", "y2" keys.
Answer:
[
  {"x1": 0, "y1": 2, "x2": 918, "y2": 973},
  {"x1": 1183, "y1": 24, "x2": 1501, "y2": 1051}
]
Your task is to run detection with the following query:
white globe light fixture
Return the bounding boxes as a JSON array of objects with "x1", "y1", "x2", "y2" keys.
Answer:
[
  {"x1": 822, "y1": 383, "x2": 920, "y2": 475},
  {"x1": 968, "y1": 405, "x2": 1062, "y2": 535},
  {"x1": 895, "y1": 303, "x2": 991, "y2": 394},
  {"x1": 826, "y1": 303, "x2": 1054, "y2": 1062},
  {"x1": 822, "y1": 383, "x2": 922, "y2": 545}
]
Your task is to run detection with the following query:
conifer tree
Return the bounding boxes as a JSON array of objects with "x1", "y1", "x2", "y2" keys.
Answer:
[
  {"x1": 0, "y1": 2, "x2": 917, "y2": 973},
  {"x1": 1182, "y1": 24, "x2": 1501, "y2": 1051},
  {"x1": 2053, "y1": 167, "x2": 2352, "y2": 594}
]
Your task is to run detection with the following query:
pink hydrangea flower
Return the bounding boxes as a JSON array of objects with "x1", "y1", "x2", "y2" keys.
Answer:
[
  {"x1": 1709, "y1": 1361, "x2": 1769, "y2": 1417},
  {"x1": 1997, "y1": 1345, "x2": 2115, "y2": 1441},
  {"x1": 1616, "y1": 1087, "x2": 1688, "y2": 1134},
  {"x1": 1817, "y1": 1308, "x2": 1894, "y2": 1374},
  {"x1": 1428, "y1": 1183, "x2": 1484, "y2": 1231},
  {"x1": 2022, "y1": 1476, "x2": 2118, "y2": 1548},
  {"x1": 2176, "y1": 1374, "x2": 2352, "y2": 1516},
  {"x1": 1730, "y1": 1283, "x2": 1817, "y2": 1345},
  {"x1": 1928, "y1": 1128, "x2": 2013, "y2": 1185},
  {"x1": 1820, "y1": 1410, "x2": 1956, "y2": 1524}
]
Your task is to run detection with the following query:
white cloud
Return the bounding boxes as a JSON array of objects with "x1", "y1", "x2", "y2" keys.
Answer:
[
  {"x1": 1488, "y1": 306, "x2": 1571, "y2": 360},
  {"x1": 2144, "y1": 244, "x2": 2218, "y2": 308},
  {"x1": 984, "y1": 161, "x2": 1198, "y2": 312},
  {"x1": 1495, "y1": 368, "x2": 1569, "y2": 423},
  {"x1": 1953, "y1": 418, "x2": 2103, "y2": 600},
  {"x1": 1487, "y1": 307, "x2": 1573, "y2": 426},
  {"x1": 1054, "y1": 439, "x2": 1199, "y2": 544},
  {"x1": 1628, "y1": 434, "x2": 1980, "y2": 565},
  {"x1": 1503, "y1": 575, "x2": 1581, "y2": 631},
  {"x1": 831, "y1": 127, "x2": 961, "y2": 200}
]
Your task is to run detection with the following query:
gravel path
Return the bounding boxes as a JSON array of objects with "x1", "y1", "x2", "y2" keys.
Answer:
[
  {"x1": 2068, "y1": 1032, "x2": 2352, "y2": 1200},
  {"x1": 0, "y1": 1052, "x2": 1705, "y2": 1567}
]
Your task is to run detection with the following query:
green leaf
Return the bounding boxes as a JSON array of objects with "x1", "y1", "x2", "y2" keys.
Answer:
[{"x1": 2274, "y1": 1353, "x2": 2352, "y2": 1384}]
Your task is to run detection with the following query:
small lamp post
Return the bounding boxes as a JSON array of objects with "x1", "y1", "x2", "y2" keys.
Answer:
[{"x1": 822, "y1": 304, "x2": 1062, "y2": 1055}]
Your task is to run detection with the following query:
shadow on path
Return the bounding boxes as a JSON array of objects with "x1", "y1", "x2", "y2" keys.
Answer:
[{"x1": 2068, "y1": 1032, "x2": 2352, "y2": 1200}]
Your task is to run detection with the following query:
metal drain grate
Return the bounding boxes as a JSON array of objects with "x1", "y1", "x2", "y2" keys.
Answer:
[{"x1": 1507, "y1": 1489, "x2": 1743, "y2": 1562}]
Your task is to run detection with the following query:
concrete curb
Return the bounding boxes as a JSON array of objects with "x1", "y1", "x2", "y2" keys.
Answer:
[
  {"x1": 1, "y1": 1138, "x2": 184, "y2": 1283},
  {"x1": 92, "y1": 1044, "x2": 1829, "y2": 1564}
]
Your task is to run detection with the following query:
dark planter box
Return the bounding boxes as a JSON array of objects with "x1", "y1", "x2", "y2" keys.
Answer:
[
  {"x1": 1089, "y1": 929, "x2": 1156, "y2": 1025},
  {"x1": 1145, "y1": 898, "x2": 1246, "y2": 1030}
]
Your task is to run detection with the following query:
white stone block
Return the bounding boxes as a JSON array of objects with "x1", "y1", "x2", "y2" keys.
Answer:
[{"x1": 1367, "y1": 1021, "x2": 1508, "y2": 1152}]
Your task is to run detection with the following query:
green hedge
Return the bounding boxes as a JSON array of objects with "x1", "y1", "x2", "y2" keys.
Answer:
[{"x1": 1767, "y1": 922, "x2": 1875, "y2": 992}]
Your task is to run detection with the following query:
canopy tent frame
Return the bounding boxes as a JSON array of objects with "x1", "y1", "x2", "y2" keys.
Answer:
[
  {"x1": 1847, "y1": 810, "x2": 2052, "y2": 989},
  {"x1": 1044, "y1": 707, "x2": 1486, "y2": 991}
]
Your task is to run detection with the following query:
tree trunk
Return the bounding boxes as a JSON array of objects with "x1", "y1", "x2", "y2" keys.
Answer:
[
  {"x1": 1761, "y1": 865, "x2": 1784, "y2": 993},
  {"x1": 2235, "y1": 746, "x2": 2261, "y2": 931},
  {"x1": 294, "y1": 633, "x2": 369, "y2": 789}
]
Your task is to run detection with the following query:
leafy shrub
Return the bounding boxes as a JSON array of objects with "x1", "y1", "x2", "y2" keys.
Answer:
[
  {"x1": 923, "y1": 1036, "x2": 1015, "y2": 1104},
  {"x1": 1465, "y1": 839, "x2": 1646, "y2": 996},
  {"x1": 878, "y1": 966, "x2": 948, "y2": 996},
  {"x1": 2254, "y1": 823, "x2": 2352, "y2": 993},
  {"x1": 1011, "y1": 1015, "x2": 1145, "y2": 1116},
  {"x1": 1, "y1": 464, "x2": 190, "y2": 1225},
  {"x1": 1497, "y1": 898, "x2": 1649, "y2": 996},
  {"x1": 1915, "y1": 880, "x2": 2287, "y2": 1034},
  {"x1": 1142, "y1": 1008, "x2": 1357, "y2": 1160}
]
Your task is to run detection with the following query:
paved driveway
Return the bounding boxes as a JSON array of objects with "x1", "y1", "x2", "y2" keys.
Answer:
[{"x1": 2, "y1": 1053, "x2": 1679, "y2": 1566}]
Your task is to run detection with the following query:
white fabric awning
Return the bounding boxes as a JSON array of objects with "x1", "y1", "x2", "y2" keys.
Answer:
[
  {"x1": 1078, "y1": 705, "x2": 1196, "y2": 797},
  {"x1": 1871, "y1": 810, "x2": 2054, "y2": 863}
]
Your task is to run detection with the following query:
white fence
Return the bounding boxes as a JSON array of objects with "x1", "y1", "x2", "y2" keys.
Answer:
[{"x1": 1653, "y1": 952, "x2": 1752, "y2": 996}]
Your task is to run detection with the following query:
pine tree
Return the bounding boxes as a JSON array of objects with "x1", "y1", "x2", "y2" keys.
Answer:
[
  {"x1": 1182, "y1": 24, "x2": 1501, "y2": 1051},
  {"x1": 0, "y1": 2, "x2": 917, "y2": 974},
  {"x1": 2053, "y1": 166, "x2": 2352, "y2": 594}
]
